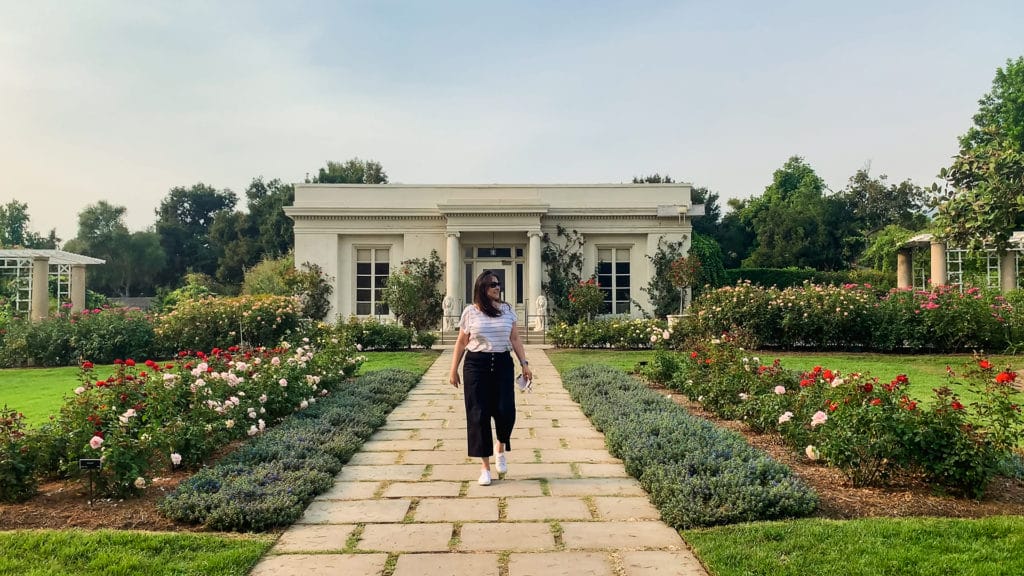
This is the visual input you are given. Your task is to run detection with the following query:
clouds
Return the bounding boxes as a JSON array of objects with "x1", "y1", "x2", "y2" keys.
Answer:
[{"x1": 1, "y1": 1, "x2": 1021, "y2": 240}]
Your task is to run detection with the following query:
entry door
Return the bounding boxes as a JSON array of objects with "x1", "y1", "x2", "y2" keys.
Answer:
[{"x1": 473, "y1": 263, "x2": 514, "y2": 305}]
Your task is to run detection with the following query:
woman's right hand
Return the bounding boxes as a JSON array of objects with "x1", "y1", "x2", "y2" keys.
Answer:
[{"x1": 449, "y1": 372, "x2": 461, "y2": 388}]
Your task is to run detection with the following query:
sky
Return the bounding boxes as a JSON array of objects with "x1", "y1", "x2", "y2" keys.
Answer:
[{"x1": 2, "y1": 1, "x2": 1022, "y2": 242}]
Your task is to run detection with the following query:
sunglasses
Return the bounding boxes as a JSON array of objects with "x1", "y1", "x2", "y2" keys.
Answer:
[{"x1": 487, "y1": 282, "x2": 501, "y2": 288}]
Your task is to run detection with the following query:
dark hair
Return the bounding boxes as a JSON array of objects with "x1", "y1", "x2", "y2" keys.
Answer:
[{"x1": 473, "y1": 270, "x2": 505, "y2": 318}]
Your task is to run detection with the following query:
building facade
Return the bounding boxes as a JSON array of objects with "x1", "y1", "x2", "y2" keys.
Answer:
[{"x1": 285, "y1": 184, "x2": 699, "y2": 323}]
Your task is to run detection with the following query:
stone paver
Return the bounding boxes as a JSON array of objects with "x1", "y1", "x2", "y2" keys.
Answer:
[
  {"x1": 358, "y1": 523, "x2": 453, "y2": 552},
  {"x1": 561, "y1": 521, "x2": 685, "y2": 550},
  {"x1": 414, "y1": 497, "x2": 499, "y2": 521},
  {"x1": 271, "y1": 524, "x2": 355, "y2": 552},
  {"x1": 383, "y1": 481, "x2": 461, "y2": 497},
  {"x1": 250, "y1": 553, "x2": 388, "y2": 576},
  {"x1": 508, "y1": 552, "x2": 613, "y2": 576},
  {"x1": 505, "y1": 496, "x2": 592, "y2": 521},
  {"x1": 314, "y1": 481, "x2": 380, "y2": 501},
  {"x1": 620, "y1": 551, "x2": 709, "y2": 576},
  {"x1": 458, "y1": 522, "x2": 556, "y2": 551},
  {"x1": 261, "y1": 347, "x2": 707, "y2": 576},
  {"x1": 299, "y1": 499, "x2": 410, "y2": 524},
  {"x1": 592, "y1": 496, "x2": 661, "y2": 520},
  {"x1": 392, "y1": 553, "x2": 499, "y2": 576}
]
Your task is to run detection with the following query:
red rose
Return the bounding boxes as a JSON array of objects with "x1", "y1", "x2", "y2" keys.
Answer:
[
  {"x1": 82, "y1": 361, "x2": 94, "y2": 370},
  {"x1": 979, "y1": 360, "x2": 992, "y2": 370},
  {"x1": 951, "y1": 400, "x2": 964, "y2": 410}
]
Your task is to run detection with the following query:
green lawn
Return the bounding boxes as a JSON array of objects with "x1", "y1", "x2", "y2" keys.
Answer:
[
  {"x1": 0, "y1": 530, "x2": 273, "y2": 576},
  {"x1": 684, "y1": 516, "x2": 1024, "y2": 576},
  {"x1": 0, "y1": 350, "x2": 442, "y2": 427}
]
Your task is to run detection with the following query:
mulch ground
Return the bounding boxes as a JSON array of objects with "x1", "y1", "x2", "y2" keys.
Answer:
[{"x1": 2, "y1": 392, "x2": 1023, "y2": 531}]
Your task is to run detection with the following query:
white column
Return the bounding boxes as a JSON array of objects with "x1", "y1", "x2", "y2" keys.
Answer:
[
  {"x1": 528, "y1": 230, "x2": 543, "y2": 326},
  {"x1": 1000, "y1": 251, "x2": 1016, "y2": 293},
  {"x1": 930, "y1": 240, "x2": 947, "y2": 287},
  {"x1": 31, "y1": 256, "x2": 49, "y2": 321},
  {"x1": 444, "y1": 232, "x2": 461, "y2": 330},
  {"x1": 70, "y1": 265, "x2": 87, "y2": 313},
  {"x1": 896, "y1": 250, "x2": 912, "y2": 289}
]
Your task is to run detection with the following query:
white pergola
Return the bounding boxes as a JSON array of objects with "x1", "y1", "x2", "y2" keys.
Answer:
[
  {"x1": 897, "y1": 233, "x2": 1024, "y2": 291},
  {"x1": 0, "y1": 249, "x2": 105, "y2": 320}
]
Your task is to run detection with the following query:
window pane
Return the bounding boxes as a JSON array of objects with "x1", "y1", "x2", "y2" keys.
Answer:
[
  {"x1": 618, "y1": 275, "x2": 630, "y2": 287},
  {"x1": 617, "y1": 248, "x2": 630, "y2": 261},
  {"x1": 375, "y1": 263, "x2": 389, "y2": 275},
  {"x1": 356, "y1": 289, "x2": 371, "y2": 301},
  {"x1": 615, "y1": 262, "x2": 630, "y2": 275},
  {"x1": 378, "y1": 304, "x2": 390, "y2": 315},
  {"x1": 465, "y1": 247, "x2": 473, "y2": 258},
  {"x1": 598, "y1": 249, "x2": 612, "y2": 261},
  {"x1": 617, "y1": 289, "x2": 631, "y2": 301},
  {"x1": 515, "y1": 248, "x2": 523, "y2": 257},
  {"x1": 356, "y1": 302, "x2": 370, "y2": 315},
  {"x1": 465, "y1": 264, "x2": 473, "y2": 303},
  {"x1": 376, "y1": 249, "x2": 389, "y2": 261},
  {"x1": 598, "y1": 274, "x2": 612, "y2": 288},
  {"x1": 356, "y1": 276, "x2": 370, "y2": 288},
  {"x1": 376, "y1": 275, "x2": 388, "y2": 287},
  {"x1": 356, "y1": 263, "x2": 371, "y2": 275},
  {"x1": 516, "y1": 263, "x2": 523, "y2": 304},
  {"x1": 374, "y1": 288, "x2": 383, "y2": 301},
  {"x1": 357, "y1": 249, "x2": 370, "y2": 262},
  {"x1": 597, "y1": 262, "x2": 611, "y2": 274}
]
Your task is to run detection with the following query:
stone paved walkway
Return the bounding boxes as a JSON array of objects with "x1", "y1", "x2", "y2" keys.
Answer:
[{"x1": 250, "y1": 347, "x2": 708, "y2": 576}]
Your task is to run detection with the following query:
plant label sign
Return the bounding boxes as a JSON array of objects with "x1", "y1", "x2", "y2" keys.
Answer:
[{"x1": 79, "y1": 458, "x2": 102, "y2": 470}]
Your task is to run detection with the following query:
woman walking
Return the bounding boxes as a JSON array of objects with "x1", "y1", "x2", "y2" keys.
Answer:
[{"x1": 449, "y1": 271, "x2": 534, "y2": 485}]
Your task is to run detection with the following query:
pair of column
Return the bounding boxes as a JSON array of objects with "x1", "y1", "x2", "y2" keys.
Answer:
[{"x1": 443, "y1": 231, "x2": 543, "y2": 327}]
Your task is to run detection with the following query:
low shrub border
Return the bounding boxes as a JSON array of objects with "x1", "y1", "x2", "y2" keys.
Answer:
[
  {"x1": 158, "y1": 369, "x2": 420, "y2": 531},
  {"x1": 561, "y1": 364, "x2": 818, "y2": 528}
]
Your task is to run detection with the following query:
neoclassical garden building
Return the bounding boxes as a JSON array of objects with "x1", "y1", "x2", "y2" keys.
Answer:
[{"x1": 285, "y1": 183, "x2": 701, "y2": 323}]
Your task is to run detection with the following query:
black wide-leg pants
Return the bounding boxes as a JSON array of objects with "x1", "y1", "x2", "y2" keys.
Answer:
[{"x1": 462, "y1": 351, "x2": 516, "y2": 458}]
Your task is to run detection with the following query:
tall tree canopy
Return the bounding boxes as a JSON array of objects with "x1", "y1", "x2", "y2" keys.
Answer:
[
  {"x1": 155, "y1": 183, "x2": 237, "y2": 286},
  {"x1": 64, "y1": 201, "x2": 165, "y2": 296},
  {"x1": 209, "y1": 177, "x2": 295, "y2": 286},
  {"x1": 309, "y1": 158, "x2": 388, "y2": 184},
  {"x1": 739, "y1": 156, "x2": 859, "y2": 270},
  {"x1": 936, "y1": 56, "x2": 1024, "y2": 253},
  {"x1": 0, "y1": 200, "x2": 59, "y2": 248}
]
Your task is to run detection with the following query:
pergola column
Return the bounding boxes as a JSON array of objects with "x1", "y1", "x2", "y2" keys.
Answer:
[
  {"x1": 527, "y1": 230, "x2": 543, "y2": 326},
  {"x1": 1000, "y1": 251, "x2": 1017, "y2": 293},
  {"x1": 896, "y1": 250, "x2": 913, "y2": 289},
  {"x1": 70, "y1": 264, "x2": 87, "y2": 313},
  {"x1": 31, "y1": 256, "x2": 49, "y2": 321},
  {"x1": 930, "y1": 240, "x2": 947, "y2": 287}
]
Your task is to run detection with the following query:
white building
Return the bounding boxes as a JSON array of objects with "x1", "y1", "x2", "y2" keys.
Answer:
[{"x1": 285, "y1": 183, "x2": 700, "y2": 323}]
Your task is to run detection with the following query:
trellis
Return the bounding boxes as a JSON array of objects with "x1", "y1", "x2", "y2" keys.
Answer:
[{"x1": 0, "y1": 250, "x2": 105, "y2": 316}]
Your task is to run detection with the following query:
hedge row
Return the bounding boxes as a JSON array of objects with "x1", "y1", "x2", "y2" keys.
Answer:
[
  {"x1": 158, "y1": 369, "x2": 420, "y2": 532},
  {"x1": 561, "y1": 365, "x2": 817, "y2": 528},
  {"x1": 723, "y1": 268, "x2": 895, "y2": 291}
]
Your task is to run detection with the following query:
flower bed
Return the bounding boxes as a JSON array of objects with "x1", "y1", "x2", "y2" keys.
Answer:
[
  {"x1": 561, "y1": 364, "x2": 817, "y2": 528},
  {"x1": 688, "y1": 281, "x2": 1014, "y2": 352},
  {"x1": 1, "y1": 331, "x2": 365, "y2": 503},
  {"x1": 645, "y1": 339, "x2": 1024, "y2": 498}
]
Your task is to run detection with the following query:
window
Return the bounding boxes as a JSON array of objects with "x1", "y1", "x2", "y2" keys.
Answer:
[
  {"x1": 356, "y1": 248, "x2": 389, "y2": 316},
  {"x1": 597, "y1": 248, "x2": 630, "y2": 314}
]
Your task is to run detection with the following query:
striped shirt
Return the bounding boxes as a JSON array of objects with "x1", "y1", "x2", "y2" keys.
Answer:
[{"x1": 459, "y1": 303, "x2": 518, "y2": 352}]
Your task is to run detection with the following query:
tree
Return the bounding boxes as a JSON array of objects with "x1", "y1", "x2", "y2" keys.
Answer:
[
  {"x1": 936, "y1": 56, "x2": 1024, "y2": 253},
  {"x1": 690, "y1": 187, "x2": 722, "y2": 237},
  {"x1": 739, "y1": 156, "x2": 860, "y2": 270},
  {"x1": 64, "y1": 201, "x2": 165, "y2": 296},
  {"x1": 0, "y1": 201, "x2": 59, "y2": 248},
  {"x1": 309, "y1": 158, "x2": 388, "y2": 184},
  {"x1": 155, "y1": 183, "x2": 237, "y2": 286},
  {"x1": 381, "y1": 251, "x2": 444, "y2": 333},
  {"x1": 541, "y1": 225, "x2": 586, "y2": 323},
  {"x1": 840, "y1": 169, "x2": 929, "y2": 234}
]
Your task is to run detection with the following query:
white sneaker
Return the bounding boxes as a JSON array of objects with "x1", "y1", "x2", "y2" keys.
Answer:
[
  {"x1": 478, "y1": 469, "x2": 492, "y2": 486},
  {"x1": 496, "y1": 452, "x2": 508, "y2": 474}
]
